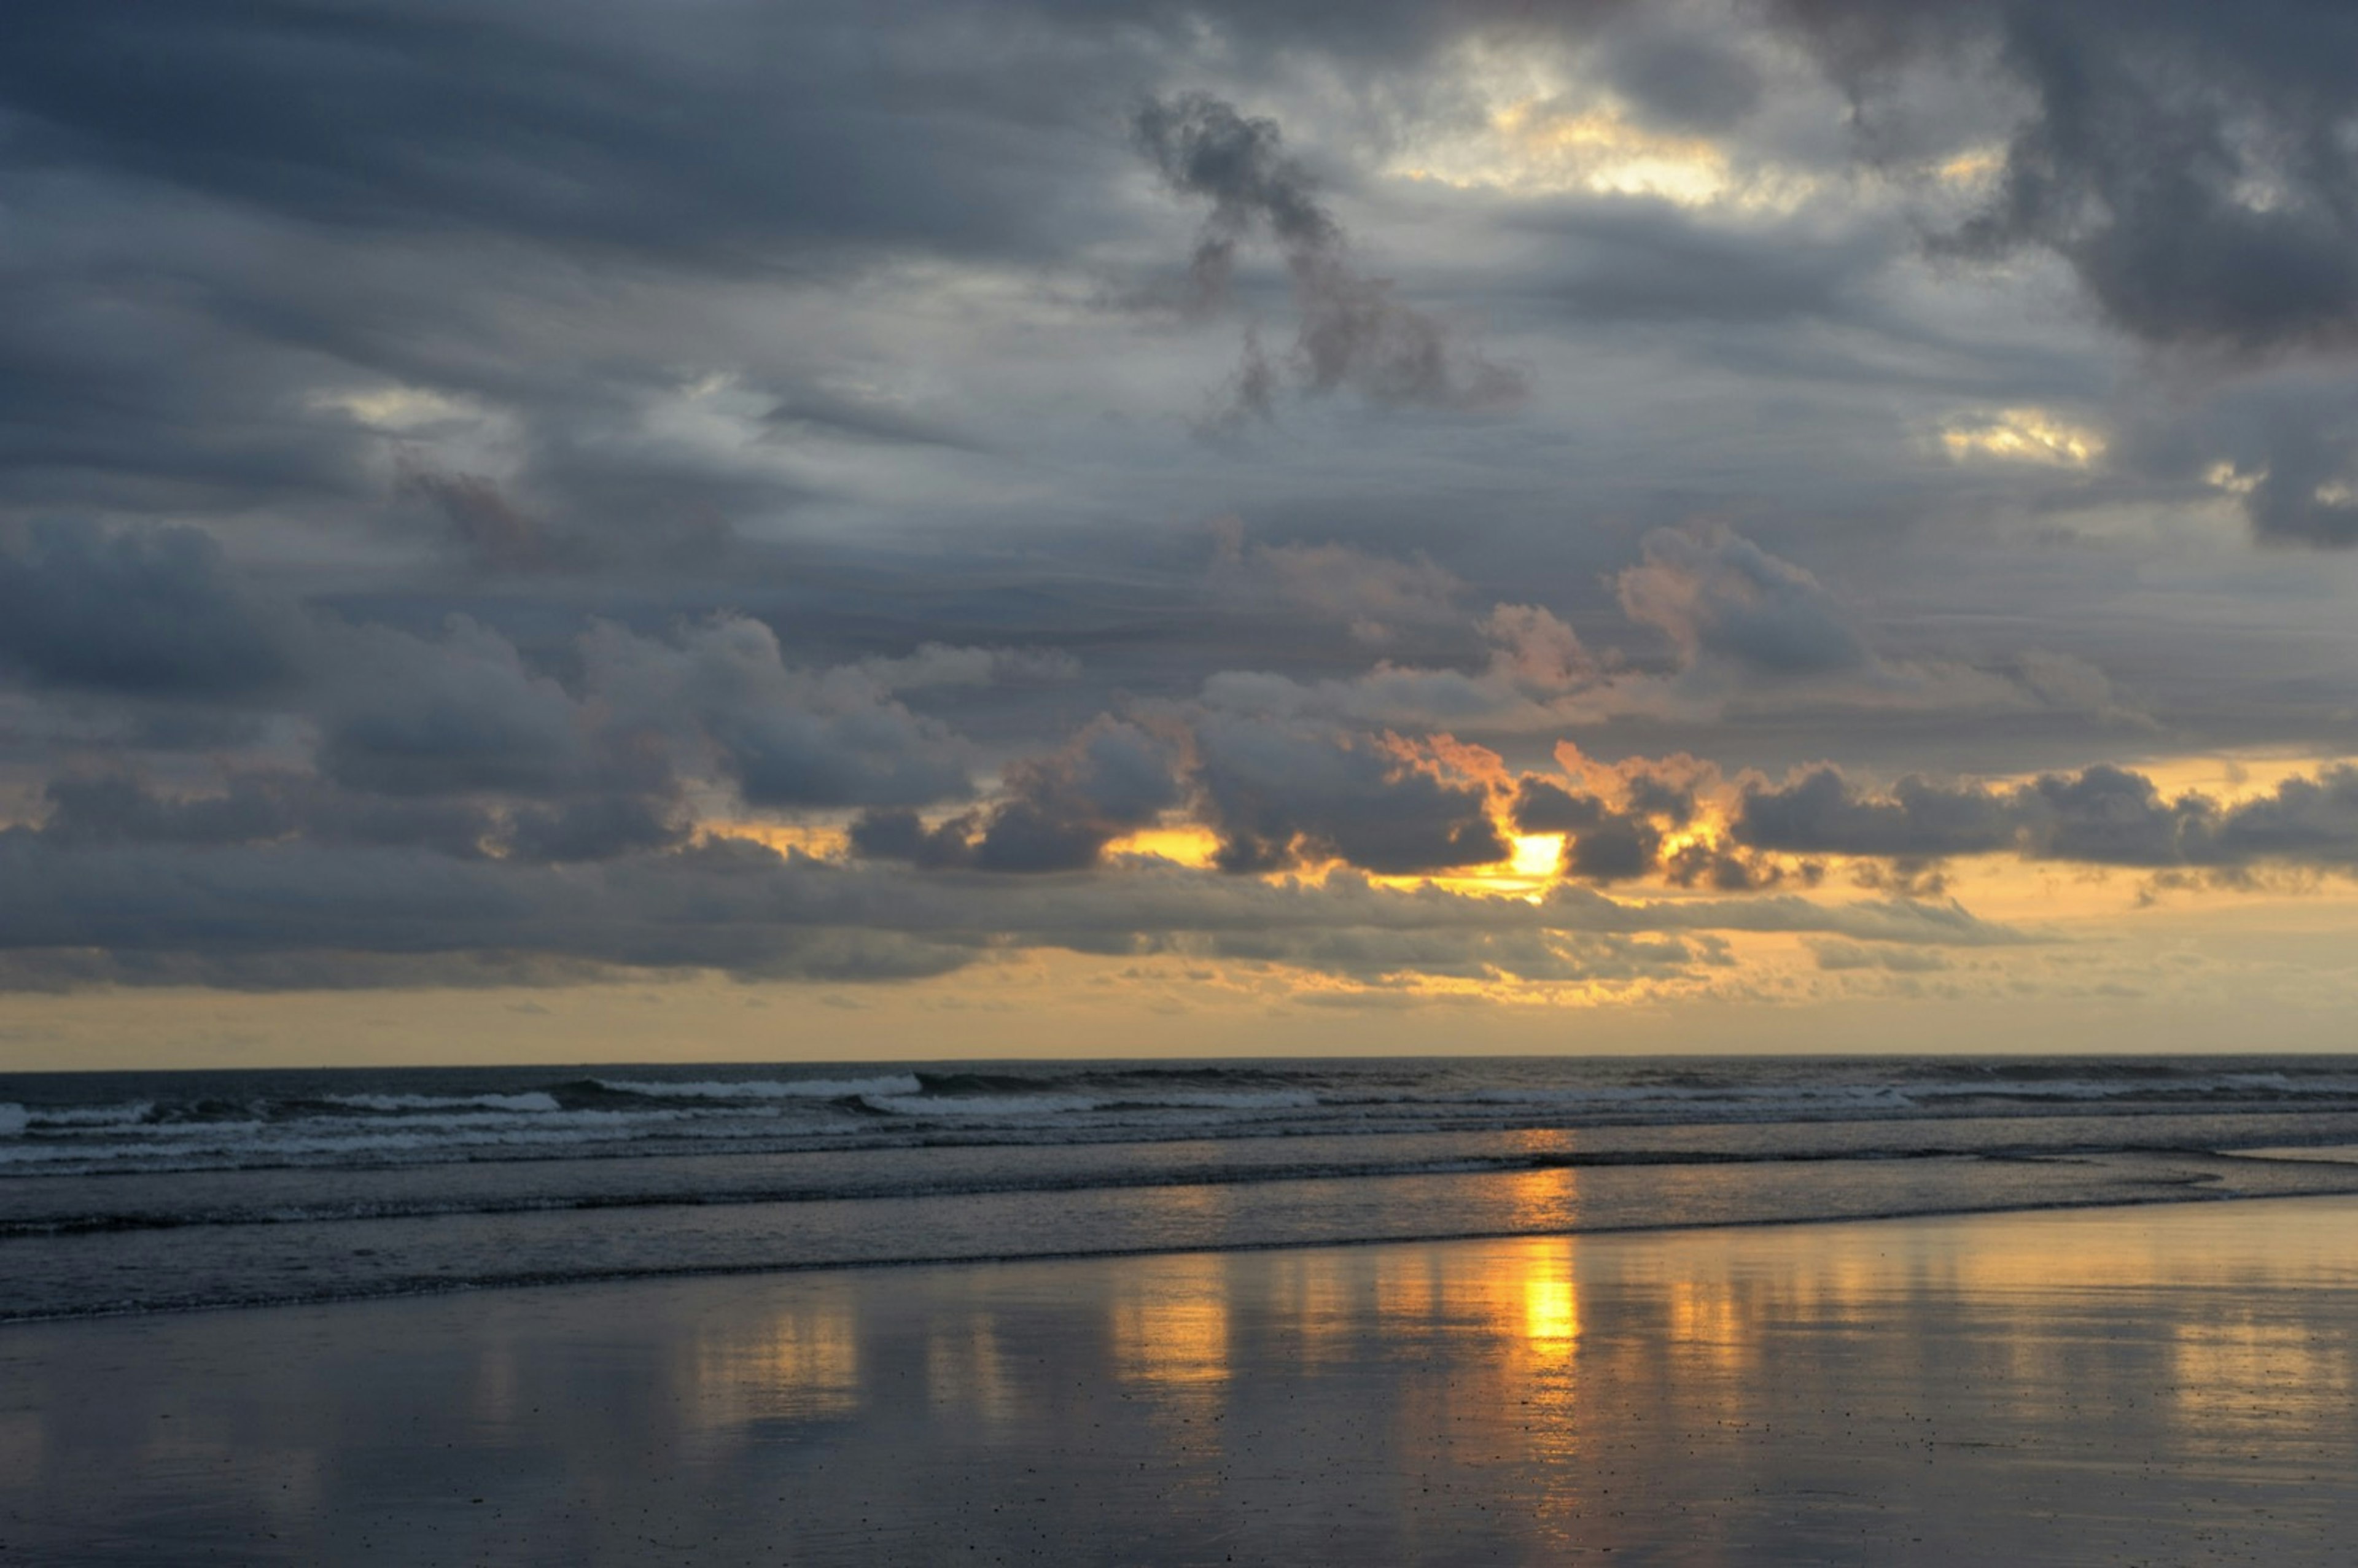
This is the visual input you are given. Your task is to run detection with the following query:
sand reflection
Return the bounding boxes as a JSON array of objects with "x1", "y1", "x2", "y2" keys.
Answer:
[
  {"x1": 1111, "y1": 1254, "x2": 1231, "y2": 1394},
  {"x1": 693, "y1": 1281, "x2": 862, "y2": 1427}
]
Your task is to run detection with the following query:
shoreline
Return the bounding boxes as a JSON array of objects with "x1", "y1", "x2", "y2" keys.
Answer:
[
  {"x1": 4, "y1": 1173, "x2": 2352, "y2": 1327},
  {"x1": 7, "y1": 1193, "x2": 2357, "y2": 1564}
]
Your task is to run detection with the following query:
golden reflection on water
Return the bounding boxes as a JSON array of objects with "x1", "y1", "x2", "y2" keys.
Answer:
[
  {"x1": 658, "y1": 1195, "x2": 2358, "y2": 1542},
  {"x1": 2171, "y1": 1314, "x2": 2354, "y2": 1430},
  {"x1": 1267, "y1": 1248, "x2": 1360, "y2": 1365},
  {"x1": 694, "y1": 1282, "x2": 862, "y2": 1427},
  {"x1": 14, "y1": 1200, "x2": 2358, "y2": 1566},
  {"x1": 1111, "y1": 1254, "x2": 1231, "y2": 1394}
]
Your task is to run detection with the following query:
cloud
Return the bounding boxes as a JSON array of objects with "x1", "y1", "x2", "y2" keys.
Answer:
[
  {"x1": 1773, "y1": 0, "x2": 2358, "y2": 355},
  {"x1": 581, "y1": 615, "x2": 976, "y2": 810},
  {"x1": 1616, "y1": 526, "x2": 1872, "y2": 677},
  {"x1": 851, "y1": 716, "x2": 1185, "y2": 872},
  {"x1": 1539, "y1": 201, "x2": 1893, "y2": 324},
  {"x1": 395, "y1": 462, "x2": 553, "y2": 572},
  {"x1": 316, "y1": 616, "x2": 594, "y2": 798},
  {"x1": 1210, "y1": 518, "x2": 1467, "y2": 643},
  {"x1": 1597, "y1": 23, "x2": 1765, "y2": 134},
  {"x1": 1190, "y1": 716, "x2": 1509, "y2": 874},
  {"x1": 1733, "y1": 760, "x2": 2358, "y2": 872},
  {"x1": 1135, "y1": 91, "x2": 1527, "y2": 417},
  {"x1": 0, "y1": 519, "x2": 300, "y2": 697},
  {"x1": 0, "y1": 819, "x2": 2030, "y2": 993}
]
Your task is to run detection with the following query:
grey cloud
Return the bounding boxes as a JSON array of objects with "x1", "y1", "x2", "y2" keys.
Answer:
[
  {"x1": 1541, "y1": 203, "x2": 1895, "y2": 325},
  {"x1": 970, "y1": 718, "x2": 1184, "y2": 871},
  {"x1": 0, "y1": 0, "x2": 1136, "y2": 266},
  {"x1": 1733, "y1": 766, "x2": 2018, "y2": 860},
  {"x1": 37, "y1": 767, "x2": 682, "y2": 864},
  {"x1": 1595, "y1": 24, "x2": 1765, "y2": 134},
  {"x1": 316, "y1": 617, "x2": 592, "y2": 798},
  {"x1": 852, "y1": 717, "x2": 1185, "y2": 873},
  {"x1": 1509, "y1": 778, "x2": 1609, "y2": 835},
  {"x1": 1616, "y1": 527, "x2": 1872, "y2": 677},
  {"x1": 500, "y1": 795, "x2": 688, "y2": 865},
  {"x1": 1191, "y1": 716, "x2": 1509, "y2": 874},
  {"x1": 1774, "y1": 0, "x2": 2358, "y2": 355},
  {"x1": 1135, "y1": 91, "x2": 1527, "y2": 415},
  {"x1": 395, "y1": 464, "x2": 554, "y2": 572},
  {"x1": 582, "y1": 615, "x2": 976, "y2": 810},
  {"x1": 40, "y1": 772, "x2": 303, "y2": 848},
  {"x1": 1509, "y1": 772, "x2": 1702, "y2": 885},
  {"x1": 0, "y1": 822, "x2": 2023, "y2": 993},
  {"x1": 1560, "y1": 812, "x2": 1660, "y2": 883},
  {"x1": 1734, "y1": 761, "x2": 2358, "y2": 871},
  {"x1": 0, "y1": 519, "x2": 300, "y2": 696},
  {"x1": 846, "y1": 807, "x2": 976, "y2": 871},
  {"x1": 1209, "y1": 519, "x2": 1466, "y2": 643},
  {"x1": 2110, "y1": 373, "x2": 2358, "y2": 548}
]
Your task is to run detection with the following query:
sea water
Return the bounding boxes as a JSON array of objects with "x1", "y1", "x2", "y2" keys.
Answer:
[{"x1": 4, "y1": 1055, "x2": 2358, "y2": 1319}]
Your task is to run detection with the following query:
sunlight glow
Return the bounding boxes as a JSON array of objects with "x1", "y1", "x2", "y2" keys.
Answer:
[{"x1": 1940, "y1": 408, "x2": 2106, "y2": 467}]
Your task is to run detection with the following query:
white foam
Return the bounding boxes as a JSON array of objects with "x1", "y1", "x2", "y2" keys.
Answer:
[
  {"x1": 324, "y1": 1092, "x2": 563, "y2": 1114},
  {"x1": 599, "y1": 1075, "x2": 923, "y2": 1101},
  {"x1": 0, "y1": 1104, "x2": 25, "y2": 1138},
  {"x1": 18, "y1": 1101, "x2": 155, "y2": 1129}
]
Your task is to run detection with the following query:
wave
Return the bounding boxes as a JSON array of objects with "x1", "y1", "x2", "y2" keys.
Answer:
[
  {"x1": 0, "y1": 1141, "x2": 2113, "y2": 1239},
  {"x1": 595, "y1": 1075, "x2": 923, "y2": 1101},
  {"x1": 0, "y1": 1101, "x2": 158, "y2": 1135},
  {"x1": 1099, "y1": 1090, "x2": 1323, "y2": 1111},
  {"x1": 321, "y1": 1092, "x2": 562, "y2": 1114},
  {"x1": 864, "y1": 1093, "x2": 1103, "y2": 1118}
]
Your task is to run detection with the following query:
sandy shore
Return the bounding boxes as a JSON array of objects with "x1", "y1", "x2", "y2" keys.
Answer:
[{"x1": 3, "y1": 1194, "x2": 2355, "y2": 1564}]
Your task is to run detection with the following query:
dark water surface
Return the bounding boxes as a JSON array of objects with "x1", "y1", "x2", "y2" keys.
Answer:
[{"x1": 7, "y1": 1055, "x2": 2358, "y2": 1318}]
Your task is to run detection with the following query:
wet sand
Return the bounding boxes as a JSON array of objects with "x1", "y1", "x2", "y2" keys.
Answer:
[{"x1": 3, "y1": 1195, "x2": 2355, "y2": 1565}]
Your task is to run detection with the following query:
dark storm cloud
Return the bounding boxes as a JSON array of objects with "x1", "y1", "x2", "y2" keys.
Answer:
[
  {"x1": 2114, "y1": 377, "x2": 2358, "y2": 549},
  {"x1": 40, "y1": 770, "x2": 502, "y2": 861},
  {"x1": 1733, "y1": 761, "x2": 2358, "y2": 872},
  {"x1": 1510, "y1": 778, "x2": 1609, "y2": 835},
  {"x1": 499, "y1": 795, "x2": 689, "y2": 864},
  {"x1": 1135, "y1": 92, "x2": 1527, "y2": 416},
  {"x1": 850, "y1": 718, "x2": 1185, "y2": 872},
  {"x1": 1771, "y1": 0, "x2": 2358, "y2": 356},
  {"x1": 584, "y1": 616, "x2": 978, "y2": 810},
  {"x1": 0, "y1": 0, "x2": 1130, "y2": 264},
  {"x1": 0, "y1": 823, "x2": 2026, "y2": 993},
  {"x1": 5, "y1": 0, "x2": 2357, "y2": 1011},
  {"x1": 1191, "y1": 716, "x2": 1508, "y2": 874},
  {"x1": 0, "y1": 519, "x2": 302, "y2": 696},
  {"x1": 1511, "y1": 773, "x2": 1709, "y2": 885},
  {"x1": 315, "y1": 617, "x2": 594, "y2": 798}
]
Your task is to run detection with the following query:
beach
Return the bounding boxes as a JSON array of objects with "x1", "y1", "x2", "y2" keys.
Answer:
[{"x1": 6, "y1": 1192, "x2": 2354, "y2": 1565}]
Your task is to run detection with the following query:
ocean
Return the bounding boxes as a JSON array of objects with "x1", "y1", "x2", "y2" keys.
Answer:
[{"x1": 5, "y1": 1055, "x2": 2358, "y2": 1321}]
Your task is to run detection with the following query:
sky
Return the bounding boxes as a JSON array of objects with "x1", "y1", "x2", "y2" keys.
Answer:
[{"x1": 6, "y1": 0, "x2": 2358, "y2": 1067}]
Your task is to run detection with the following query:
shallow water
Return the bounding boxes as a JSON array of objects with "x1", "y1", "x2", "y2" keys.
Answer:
[
  {"x1": 4, "y1": 1195, "x2": 2355, "y2": 1565},
  {"x1": 8, "y1": 1055, "x2": 2358, "y2": 1317}
]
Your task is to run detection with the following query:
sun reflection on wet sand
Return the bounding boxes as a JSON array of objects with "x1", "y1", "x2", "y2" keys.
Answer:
[
  {"x1": 693, "y1": 1282, "x2": 861, "y2": 1427},
  {"x1": 7, "y1": 1198, "x2": 2358, "y2": 1563},
  {"x1": 1111, "y1": 1254, "x2": 1231, "y2": 1395}
]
